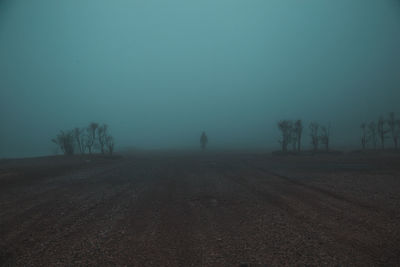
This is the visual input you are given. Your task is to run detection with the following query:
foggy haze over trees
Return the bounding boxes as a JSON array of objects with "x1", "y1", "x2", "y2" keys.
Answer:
[
  {"x1": 0, "y1": 0, "x2": 400, "y2": 158},
  {"x1": 277, "y1": 120, "x2": 333, "y2": 153},
  {"x1": 361, "y1": 112, "x2": 400, "y2": 151},
  {"x1": 276, "y1": 120, "x2": 303, "y2": 153},
  {"x1": 52, "y1": 122, "x2": 115, "y2": 156},
  {"x1": 276, "y1": 112, "x2": 400, "y2": 153}
]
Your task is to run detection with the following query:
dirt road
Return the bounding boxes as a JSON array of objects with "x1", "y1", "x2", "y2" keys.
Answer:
[{"x1": 1, "y1": 152, "x2": 400, "y2": 266}]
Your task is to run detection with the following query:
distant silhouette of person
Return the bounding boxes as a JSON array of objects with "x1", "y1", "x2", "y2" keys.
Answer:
[{"x1": 200, "y1": 131, "x2": 208, "y2": 150}]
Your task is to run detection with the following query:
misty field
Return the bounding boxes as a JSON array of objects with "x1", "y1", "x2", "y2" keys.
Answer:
[{"x1": 0, "y1": 152, "x2": 399, "y2": 266}]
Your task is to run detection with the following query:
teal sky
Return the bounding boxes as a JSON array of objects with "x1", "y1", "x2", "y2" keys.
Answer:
[{"x1": 1, "y1": 0, "x2": 400, "y2": 157}]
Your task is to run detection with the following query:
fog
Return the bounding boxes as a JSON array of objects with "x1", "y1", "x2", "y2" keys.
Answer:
[{"x1": 1, "y1": 0, "x2": 400, "y2": 158}]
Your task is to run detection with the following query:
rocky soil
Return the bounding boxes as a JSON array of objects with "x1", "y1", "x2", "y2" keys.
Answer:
[{"x1": 1, "y1": 152, "x2": 400, "y2": 266}]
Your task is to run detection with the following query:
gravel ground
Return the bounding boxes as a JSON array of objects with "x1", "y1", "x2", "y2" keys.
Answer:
[{"x1": 1, "y1": 152, "x2": 400, "y2": 266}]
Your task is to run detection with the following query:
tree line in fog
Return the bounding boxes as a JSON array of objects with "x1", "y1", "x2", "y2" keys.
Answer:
[
  {"x1": 360, "y1": 112, "x2": 400, "y2": 150},
  {"x1": 276, "y1": 120, "x2": 331, "y2": 153},
  {"x1": 52, "y1": 122, "x2": 115, "y2": 156},
  {"x1": 52, "y1": 112, "x2": 400, "y2": 156},
  {"x1": 277, "y1": 112, "x2": 400, "y2": 153}
]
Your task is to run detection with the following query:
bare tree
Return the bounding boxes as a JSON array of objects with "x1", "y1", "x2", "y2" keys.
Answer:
[
  {"x1": 53, "y1": 122, "x2": 114, "y2": 156},
  {"x1": 85, "y1": 128, "x2": 94, "y2": 154},
  {"x1": 360, "y1": 123, "x2": 367, "y2": 150},
  {"x1": 52, "y1": 130, "x2": 75, "y2": 155},
  {"x1": 106, "y1": 135, "x2": 115, "y2": 155},
  {"x1": 320, "y1": 124, "x2": 330, "y2": 151},
  {"x1": 388, "y1": 112, "x2": 400, "y2": 149},
  {"x1": 377, "y1": 116, "x2": 389, "y2": 149},
  {"x1": 290, "y1": 125, "x2": 297, "y2": 152},
  {"x1": 294, "y1": 120, "x2": 303, "y2": 152},
  {"x1": 97, "y1": 124, "x2": 108, "y2": 154},
  {"x1": 309, "y1": 122, "x2": 319, "y2": 151},
  {"x1": 368, "y1": 121, "x2": 378, "y2": 149},
  {"x1": 89, "y1": 122, "x2": 99, "y2": 139},
  {"x1": 73, "y1": 127, "x2": 85, "y2": 154},
  {"x1": 277, "y1": 120, "x2": 293, "y2": 152},
  {"x1": 86, "y1": 122, "x2": 99, "y2": 154}
]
